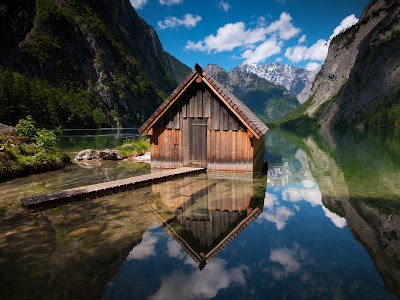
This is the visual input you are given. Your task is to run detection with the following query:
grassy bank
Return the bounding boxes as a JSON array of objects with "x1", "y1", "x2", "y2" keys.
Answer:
[
  {"x1": 116, "y1": 134, "x2": 150, "y2": 158},
  {"x1": 0, "y1": 117, "x2": 70, "y2": 182}
]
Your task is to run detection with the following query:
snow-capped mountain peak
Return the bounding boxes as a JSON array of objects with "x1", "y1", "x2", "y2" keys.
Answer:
[{"x1": 233, "y1": 62, "x2": 317, "y2": 103}]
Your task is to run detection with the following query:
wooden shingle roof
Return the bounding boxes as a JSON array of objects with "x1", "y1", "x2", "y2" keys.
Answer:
[{"x1": 138, "y1": 64, "x2": 268, "y2": 138}]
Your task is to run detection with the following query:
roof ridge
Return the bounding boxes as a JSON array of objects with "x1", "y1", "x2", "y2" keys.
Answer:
[{"x1": 138, "y1": 65, "x2": 268, "y2": 137}]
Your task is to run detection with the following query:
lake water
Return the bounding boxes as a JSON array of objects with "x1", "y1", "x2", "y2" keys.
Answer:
[
  {"x1": 55, "y1": 128, "x2": 140, "y2": 154},
  {"x1": 0, "y1": 128, "x2": 399, "y2": 299}
]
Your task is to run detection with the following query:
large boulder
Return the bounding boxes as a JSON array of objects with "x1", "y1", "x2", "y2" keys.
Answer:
[
  {"x1": 98, "y1": 149, "x2": 123, "y2": 160},
  {"x1": 75, "y1": 149, "x2": 99, "y2": 161}
]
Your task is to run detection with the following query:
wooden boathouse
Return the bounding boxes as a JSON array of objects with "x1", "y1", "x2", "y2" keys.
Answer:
[{"x1": 138, "y1": 64, "x2": 268, "y2": 173}]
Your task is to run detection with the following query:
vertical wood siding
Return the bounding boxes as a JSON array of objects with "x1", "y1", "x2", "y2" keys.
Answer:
[{"x1": 150, "y1": 81, "x2": 265, "y2": 172}]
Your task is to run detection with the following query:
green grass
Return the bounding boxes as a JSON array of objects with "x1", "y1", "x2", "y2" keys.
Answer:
[{"x1": 116, "y1": 135, "x2": 150, "y2": 157}]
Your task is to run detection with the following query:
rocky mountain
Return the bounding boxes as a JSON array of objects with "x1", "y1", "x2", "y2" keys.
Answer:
[
  {"x1": 278, "y1": 0, "x2": 400, "y2": 128},
  {"x1": 205, "y1": 64, "x2": 299, "y2": 122},
  {"x1": 234, "y1": 62, "x2": 317, "y2": 103},
  {"x1": 0, "y1": 0, "x2": 191, "y2": 128}
]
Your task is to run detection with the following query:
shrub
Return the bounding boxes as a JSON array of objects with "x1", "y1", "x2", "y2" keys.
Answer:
[
  {"x1": 34, "y1": 129, "x2": 57, "y2": 152},
  {"x1": 16, "y1": 115, "x2": 37, "y2": 139}
]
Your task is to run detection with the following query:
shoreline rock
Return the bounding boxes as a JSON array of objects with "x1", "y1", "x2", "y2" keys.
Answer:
[
  {"x1": 75, "y1": 149, "x2": 100, "y2": 161},
  {"x1": 75, "y1": 149, "x2": 124, "y2": 162},
  {"x1": 133, "y1": 152, "x2": 151, "y2": 163},
  {"x1": 98, "y1": 149, "x2": 123, "y2": 160},
  {"x1": 0, "y1": 123, "x2": 16, "y2": 134}
]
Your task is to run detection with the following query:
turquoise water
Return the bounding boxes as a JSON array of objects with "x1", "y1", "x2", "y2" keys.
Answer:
[{"x1": 0, "y1": 128, "x2": 399, "y2": 299}]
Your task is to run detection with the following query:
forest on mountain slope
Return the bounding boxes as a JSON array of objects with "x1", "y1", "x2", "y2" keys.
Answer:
[{"x1": 0, "y1": 0, "x2": 190, "y2": 128}]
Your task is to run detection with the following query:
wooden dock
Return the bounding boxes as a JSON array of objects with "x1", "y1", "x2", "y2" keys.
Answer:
[{"x1": 21, "y1": 167, "x2": 205, "y2": 209}]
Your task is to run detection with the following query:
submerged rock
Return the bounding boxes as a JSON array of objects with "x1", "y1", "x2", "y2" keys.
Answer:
[
  {"x1": 75, "y1": 149, "x2": 99, "y2": 161},
  {"x1": 98, "y1": 149, "x2": 123, "y2": 160}
]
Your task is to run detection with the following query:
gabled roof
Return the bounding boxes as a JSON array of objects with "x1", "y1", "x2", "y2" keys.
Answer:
[
  {"x1": 149, "y1": 203, "x2": 262, "y2": 270},
  {"x1": 138, "y1": 64, "x2": 268, "y2": 138}
]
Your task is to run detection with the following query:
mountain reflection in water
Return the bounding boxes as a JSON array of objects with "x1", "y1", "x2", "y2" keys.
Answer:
[{"x1": 0, "y1": 128, "x2": 399, "y2": 299}]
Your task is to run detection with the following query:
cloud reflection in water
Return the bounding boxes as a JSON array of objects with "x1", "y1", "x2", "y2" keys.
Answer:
[
  {"x1": 261, "y1": 180, "x2": 346, "y2": 230},
  {"x1": 149, "y1": 237, "x2": 249, "y2": 299}
]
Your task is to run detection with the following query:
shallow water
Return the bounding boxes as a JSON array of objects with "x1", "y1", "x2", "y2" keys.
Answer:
[
  {"x1": 0, "y1": 128, "x2": 399, "y2": 299},
  {"x1": 55, "y1": 128, "x2": 140, "y2": 155}
]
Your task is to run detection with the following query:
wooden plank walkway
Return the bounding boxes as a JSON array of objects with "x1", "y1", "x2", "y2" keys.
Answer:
[{"x1": 21, "y1": 167, "x2": 205, "y2": 209}]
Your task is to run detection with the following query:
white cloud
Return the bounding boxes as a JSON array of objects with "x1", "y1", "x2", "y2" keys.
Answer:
[
  {"x1": 298, "y1": 34, "x2": 306, "y2": 44},
  {"x1": 265, "y1": 182, "x2": 346, "y2": 229},
  {"x1": 130, "y1": 0, "x2": 148, "y2": 10},
  {"x1": 305, "y1": 62, "x2": 321, "y2": 71},
  {"x1": 159, "y1": 0, "x2": 183, "y2": 5},
  {"x1": 330, "y1": 14, "x2": 358, "y2": 40},
  {"x1": 158, "y1": 14, "x2": 202, "y2": 30},
  {"x1": 264, "y1": 192, "x2": 278, "y2": 210},
  {"x1": 186, "y1": 22, "x2": 266, "y2": 52},
  {"x1": 186, "y1": 12, "x2": 298, "y2": 59},
  {"x1": 285, "y1": 39, "x2": 329, "y2": 63},
  {"x1": 281, "y1": 185, "x2": 322, "y2": 207},
  {"x1": 150, "y1": 258, "x2": 248, "y2": 299},
  {"x1": 167, "y1": 238, "x2": 186, "y2": 260},
  {"x1": 270, "y1": 247, "x2": 300, "y2": 274},
  {"x1": 260, "y1": 206, "x2": 295, "y2": 230},
  {"x1": 241, "y1": 38, "x2": 282, "y2": 64},
  {"x1": 284, "y1": 14, "x2": 358, "y2": 64},
  {"x1": 269, "y1": 244, "x2": 308, "y2": 279},
  {"x1": 265, "y1": 12, "x2": 301, "y2": 40},
  {"x1": 322, "y1": 206, "x2": 347, "y2": 228},
  {"x1": 276, "y1": 57, "x2": 283, "y2": 62},
  {"x1": 219, "y1": 0, "x2": 231, "y2": 12},
  {"x1": 302, "y1": 180, "x2": 315, "y2": 188},
  {"x1": 126, "y1": 232, "x2": 157, "y2": 260}
]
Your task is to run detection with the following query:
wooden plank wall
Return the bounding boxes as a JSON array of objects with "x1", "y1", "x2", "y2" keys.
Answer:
[
  {"x1": 150, "y1": 82, "x2": 263, "y2": 172},
  {"x1": 207, "y1": 130, "x2": 253, "y2": 172},
  {"x1": 151, "y1": 128, "x2": 184, "y2": 169}
]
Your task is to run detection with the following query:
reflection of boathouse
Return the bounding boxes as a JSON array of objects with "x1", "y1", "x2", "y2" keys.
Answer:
[
  {"x1": 148, "y1": 174, "x2": 265, "y2": 269},
  {"x1": 138, "y1": 64, "x2": 268, "y2": 173}
]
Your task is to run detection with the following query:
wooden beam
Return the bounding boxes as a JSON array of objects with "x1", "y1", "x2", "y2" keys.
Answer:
[
  {"x1": 195, "y1": 63, "x2": 203, "y2": 75},
  {"x1": 148, "y1": 128, "x2": 153, "y2": 136},
  {"x1": 247, "y1": 129, "x2": 253, "y2": 139},
  {"x1": 200, "y1": 76, "x2": 260, "y2": 139},
  {"x1": 142, "y1": 74, "x2": 198, "y2": 133}
]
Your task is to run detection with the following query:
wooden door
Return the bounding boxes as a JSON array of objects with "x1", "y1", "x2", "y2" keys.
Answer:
[{"x1": 185, "y1": 117, "x2": 207, "y2": 167}]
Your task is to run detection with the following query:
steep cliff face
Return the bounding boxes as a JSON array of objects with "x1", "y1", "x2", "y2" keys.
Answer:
[
  {"x1": 0, "y1": 0, "x2": 190, "y2": 128},
  {"x1": 205, "y1": 64, "x2": 299, "y2": 122},
  {"x1": 303, "y1": 0, "x2": 400, "y2": 127}
]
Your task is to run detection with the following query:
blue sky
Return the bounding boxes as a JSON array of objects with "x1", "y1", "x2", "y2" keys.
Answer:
[{"x1": 130, "y1": 0, "x2": 370, "y2": 71}]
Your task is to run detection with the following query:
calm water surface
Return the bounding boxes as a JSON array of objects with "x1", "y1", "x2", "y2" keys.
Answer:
[
  {"x1": 0, "y1": 128, "x2": 399, "y2": 299},
  {"x1": 55, "y1": 128, "x2": 140, "y2": 154}
]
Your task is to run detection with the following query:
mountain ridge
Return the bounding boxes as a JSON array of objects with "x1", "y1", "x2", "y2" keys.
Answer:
[
  {"x1": 234, "y1": 62, "x2": 317, "y2": 103},
  {"x1": 0, "y1": 0, "x2": 191, "y2": 128},
  {"x1": 276, "y1": 0, "x2": 400, "y2": 128},
  {"x1": 205, "y1": 63, "x2": 299, "y2": 122}
]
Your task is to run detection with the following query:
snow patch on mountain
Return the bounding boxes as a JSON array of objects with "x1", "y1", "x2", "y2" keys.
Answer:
[{"x1": 233, "y1": 62, "x2": 317, "y2": 103}]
